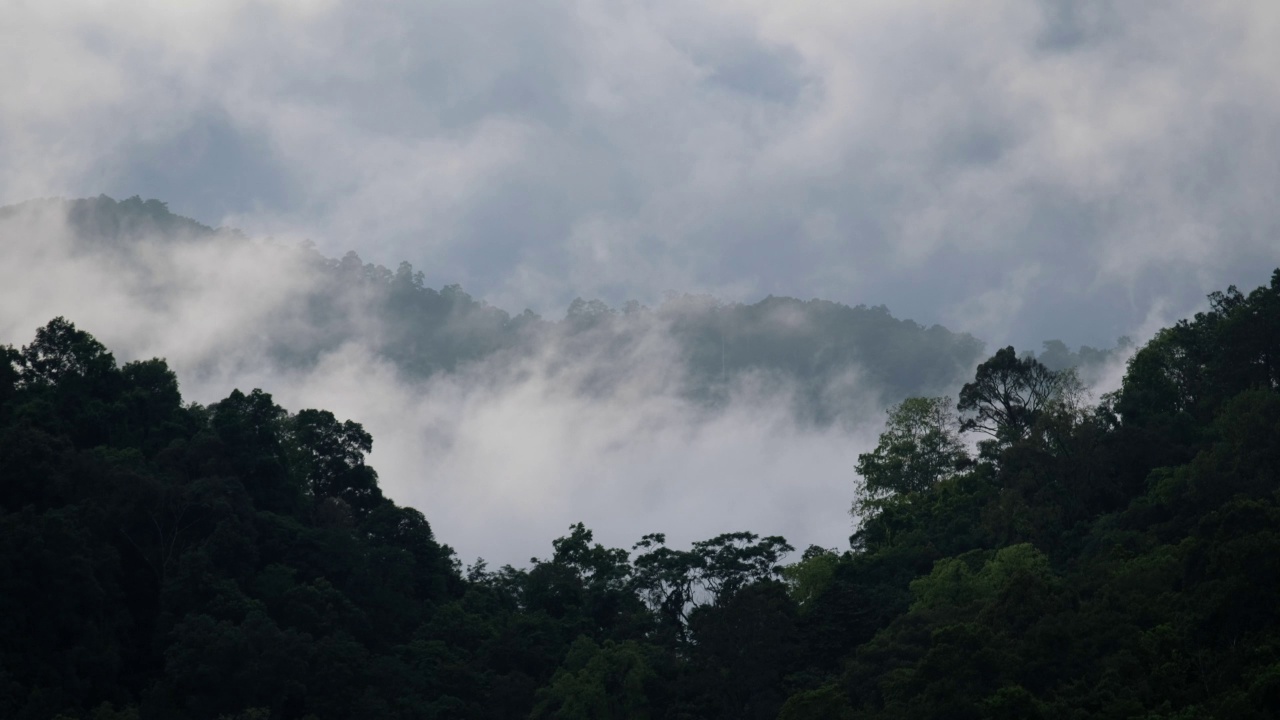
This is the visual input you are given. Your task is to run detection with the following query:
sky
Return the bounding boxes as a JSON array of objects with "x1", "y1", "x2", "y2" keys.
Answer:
[{"x1": 3, "y1": 0, "x2": 1280, "y2": 564}]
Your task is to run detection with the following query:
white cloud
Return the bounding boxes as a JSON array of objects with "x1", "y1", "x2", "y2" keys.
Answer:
[
  {"x1": 273, "y1": 341, "x2": 872, "y2": 566},
  {"x1": 6, "y1": 3, "x2": 1278, "y2": 340},
  {"x1": 4, "y1": 0, "x2": 1280, "y2": 558},
  {"x1": 0, "y1": 203, "x2": 884, "y2": 564}
]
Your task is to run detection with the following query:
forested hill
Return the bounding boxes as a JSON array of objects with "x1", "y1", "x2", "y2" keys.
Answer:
[
  {"x1": 0, "y1": 194, "x2": 241, "y2": 245},
  {"x1": 3, "y1": 195, "x2": 1121, "y2": 424},
  {"x1": 4, "y1": 267, "x2": 1280, "y2": 718}
]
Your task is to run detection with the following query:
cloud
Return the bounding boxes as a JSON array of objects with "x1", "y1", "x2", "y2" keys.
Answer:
[
  {"x1": 944, "y1": 263, "x2": 1042, "y2": 344},
  {"x1": 5, "y1": 1, "x2": 1278, "y2": 352},
  {"x1": 270, "y1": 339, "x2": 874, "y2": 566},
  {"x1": 0, "y1": 201, "x2": 889, "y2": 565},
  {"x1": 5, "y1": 1, "x2": 1280, "y2": 559},
  {"x1": 0, "y1": 199, "x2": 320, "y2": 379}
]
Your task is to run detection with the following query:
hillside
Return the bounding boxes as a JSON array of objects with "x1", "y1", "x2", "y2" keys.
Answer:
[
  {"x1": 2, "y1": 196, "x2": 1003, "y2": 425},
  {"x1": 2, "y1": 270, "x2": 1278, "y2": 718}
]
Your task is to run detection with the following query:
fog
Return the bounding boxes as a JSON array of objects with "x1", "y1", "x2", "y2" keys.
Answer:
[
  {"x1": 5, "y1": 2, "x2": 1280, "y2": 349},
  {"x1": 1, "y1": 201, "x2": 890, "y2": 565},
  {"x1": 280, "y1": 342, "x2": 872, "y2": 566},
  {"x1": 5, "y1": 1, "x2": 1279, "y2": 563}
]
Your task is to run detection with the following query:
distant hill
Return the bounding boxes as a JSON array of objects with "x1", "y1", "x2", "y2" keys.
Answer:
[
  {"x1": 0, "y1": 194, "x2": 236, "y2": 245},
  {"x1": 1, "y1": 195, "x2": 1120, "y2": 423},
  {"x1": 4, "y1": 263, "x2": 1279, "y2": 719}
]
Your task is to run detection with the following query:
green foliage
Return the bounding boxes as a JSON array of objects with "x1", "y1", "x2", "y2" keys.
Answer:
[
  {"x1": 778, "y1": 684, "x2": 855, "y2": 720},
  {"x1": 857, "y1": 397, "x2": 968, "y2": 498},
  {"x1": 16, "y1": 316, "x2": 117, "y2": 387},
  {"x1": 830, "y1": 271, "x2": 1280, "y2": 719},
  {"x1": 5, "y1": 267, "x2": 1280, "y2": 718},
  {"x1": 781, "y1": 546, "x2": 841, "y2": 611},
  {"x1": 958, "y1": 347, "x2": 1071, "y2": 446},
  {"x1": 630, "y1": 531, "x2": 794, "y2": 632},
  {"x1": 908, "y1": 551, "x2": 991, "y2": 612},
  {"x1": 0, "y1": 319, "x2": 461, "y2": 719},
  {"x1": 531, "y1": 637, "x2": 656, "y2": 719},
  {"x1": 288, "y1": 408, "x2": 382, "y2": 513}
]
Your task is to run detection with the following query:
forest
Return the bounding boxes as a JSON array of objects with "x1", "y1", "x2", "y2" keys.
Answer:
[{"x1": 3, "y1": 232, "x2": 1279, "y2": 717}]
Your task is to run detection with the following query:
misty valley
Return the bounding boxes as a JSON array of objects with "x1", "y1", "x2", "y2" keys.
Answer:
[{"x1": 2, "y1": 197, "x2": 1279, "y2": 719}]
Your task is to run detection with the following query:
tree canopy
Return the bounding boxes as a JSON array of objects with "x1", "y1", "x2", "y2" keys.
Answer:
[{"x1": 4, "y1": 269, "x2": 1280, "y2": 719}]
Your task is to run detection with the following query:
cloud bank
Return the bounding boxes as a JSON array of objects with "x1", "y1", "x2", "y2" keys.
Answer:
[
  {"x1": 4, "y1": 2, "x2": 1279, "y2": 562},
  {"x1": 1, "y1": 201, "x2": 892, "y2": 565},
  {"x1": 4, "y1": 1, "x2": 1278, "y2": 350}
]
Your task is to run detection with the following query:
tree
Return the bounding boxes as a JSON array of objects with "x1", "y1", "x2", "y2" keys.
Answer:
[
  {"x1": 630, "y1": 531, "x2": 793, "y2": 643},
  {"x1": 692, "y1": 532, "x2": 794, "y2": 601},
  {"x1": 209, "y1": 389, "x2": 296, "y2": 513},
  {"x1": 547, "y1": 523, "x2": 633, "y2": 596},
  {"x1": 117, "y1": 358, "x2": 184, "y2": 453},
  {"x1": 16, "y1": 317, "x2": 116, "y2": 387},
  {"x1": 0, "y1": 345, "x2": 20, "y2": 409},
  {"x1": 777, "y1": 684, "x2": 854, "y2": 720},
  {"x1": 288, "y1": 409, "x2": 383, "y2": 513},
  {"x1": 523, "y1": 524, "x2": 642, "y2": 636},
  {"x1": 686, "y1": 581, "x2": 798, "y2": 719},
  {"x1": 531, "y1": 637, "x2": 656, "y2": 719},
  {"x1": 780, "y1": 546, "x2": 841, "y2": 611},
  {"x1": 630, "y1": 533, "x2": 702, "y2": 637},
  {"x1": 957, "y1": 347, "x2": 1066, "y2": 444},
  {"x1": 855, "y1": 397, "x2": 968, "y2": 501}
]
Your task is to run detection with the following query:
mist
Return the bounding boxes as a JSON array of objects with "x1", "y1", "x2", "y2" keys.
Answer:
[
  {"x1": 278, "y1": 342, "x2": 873, "y2": 567},
  {"x1": 5, "y1": 2, "x2": 1280, "y2": 351},
  {"x1": 0, "y1": 199, "x2": 904, "y2": 565},
  {"x1": 5, "y1": 1, "x2": 1278, "y2": 566},
  {"x1": 8, "y1": 6, "x2": 1280, "y2": 715}
]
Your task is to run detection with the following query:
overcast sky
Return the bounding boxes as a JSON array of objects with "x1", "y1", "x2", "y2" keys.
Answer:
[
  {"x1": 6, "y1": 1, "x2": 1279, "y2": 347},
  {"x1": 4, "y1": 1, "x2": 1280, "y2": 563}
]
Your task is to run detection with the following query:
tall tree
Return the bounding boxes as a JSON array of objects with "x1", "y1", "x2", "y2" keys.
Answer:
[
  {"x1": 855, "y1": 397, "x2": 968, "y2": 499},
  {"x1": 957, "y1": 347, "x2": 1066, "y2": 445},
  {"x1": 288, "y1": 409, "x2": 383, "y2": 513},
  {"x1": 16, "y1": 316, "x2": 116, "y2": 387}
]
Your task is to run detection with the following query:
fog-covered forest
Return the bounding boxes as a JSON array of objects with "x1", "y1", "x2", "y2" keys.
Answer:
[
  {"x1": 2, "y1": 195, "x2": 1133, "y2": 418},
  {"x1": 3, "y1": 195, "x2": 1279, "y2": 718},
  {"x1": 4, "y1": 195, "x2": 996, "y2": 418},
  {"x1": 9, "y1": 3, "x2": 1280, "y2": 718},
  {"x1": 0, "y1": 196, "x2": 1136, "y2": 565},
  {"x1": 5, "y1": 259, "x2": 1280, "y2": 718}
]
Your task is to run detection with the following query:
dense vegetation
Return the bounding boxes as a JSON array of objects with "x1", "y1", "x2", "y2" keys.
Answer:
[{"x1": 3, "y1": 261, "x2": 1279, "y2": 718}]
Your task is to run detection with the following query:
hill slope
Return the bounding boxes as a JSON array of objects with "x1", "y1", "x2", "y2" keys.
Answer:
[
  {"x1": 2, "y1": 195, "x2": 996, "y2": 425},
  {"x1": 2, "y1": 268, "x2": 1278, "y2": 718}
]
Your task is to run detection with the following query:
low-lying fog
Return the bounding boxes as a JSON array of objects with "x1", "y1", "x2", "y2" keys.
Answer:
[{"x1": 2, "y1": 201, "x2": 908, "y2": 566}]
